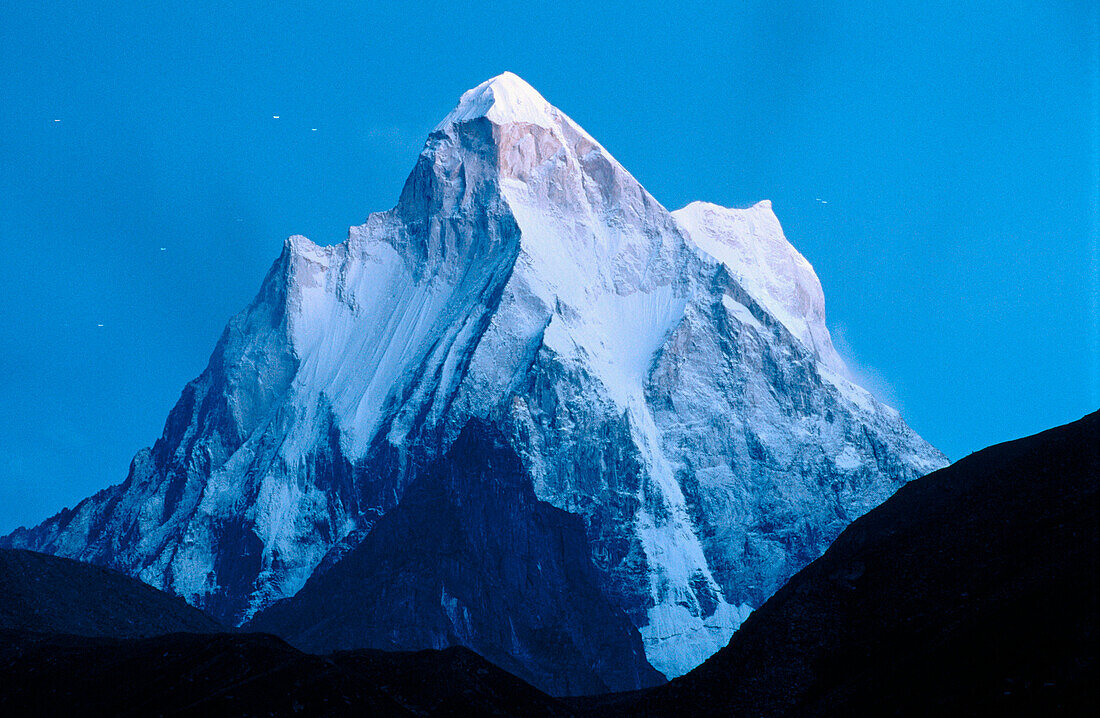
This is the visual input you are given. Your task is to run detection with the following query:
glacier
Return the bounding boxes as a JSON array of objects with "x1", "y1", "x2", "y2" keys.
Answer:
[{"x1": 2, "y1": 72, "x2": 946, "y2": 682}]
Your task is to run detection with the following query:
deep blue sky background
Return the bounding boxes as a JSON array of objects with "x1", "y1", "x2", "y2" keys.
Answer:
[{"x1": 1, "y1": 1, "x2": 1097, "y2": 533}]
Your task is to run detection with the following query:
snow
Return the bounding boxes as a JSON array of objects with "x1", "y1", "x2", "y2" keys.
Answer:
[
  {"x1": 436, "y1": 71, "x2": 560, "y2": 132},
  {"x1": 642, "y1": 602, "x2": 753, "y2": 678},
  {"x1": 722, "y1": 295, "x2": 765, "y2": 332},
  {"x1": 835, "y1": 445, "x2": 863, "y2": 471}
]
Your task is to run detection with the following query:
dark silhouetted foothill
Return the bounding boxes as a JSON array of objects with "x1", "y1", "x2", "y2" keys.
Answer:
[{"x1": 0, "y1": 548, "x2": 222, "y2": 637}]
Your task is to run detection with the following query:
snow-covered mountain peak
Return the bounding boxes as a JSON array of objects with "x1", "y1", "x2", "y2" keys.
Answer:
[
  {"x1": 430, "y1": 72, "x2": 614, "y2": 186},
  {"x1": 673, "y1": 200, "x2": 847, "y2": 373},
  {"x1": 402, "y1": 73, "x2": 678, "y2": 301},
  {"x1": 436, "y1": 71, "x2": 562, "y2": 132},
  {"x1": 3, "y1": 74, "x2": 948, "y2": 685}
]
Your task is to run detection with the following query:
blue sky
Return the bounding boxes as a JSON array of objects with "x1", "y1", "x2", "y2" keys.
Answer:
[{"x1": 1, "y1": 1, "x2": 1096, "y2": 532}]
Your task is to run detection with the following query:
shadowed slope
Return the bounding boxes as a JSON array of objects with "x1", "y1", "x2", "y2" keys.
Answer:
[{"x1": 248, "y1": 419, "x2": 664, "y2": 696}]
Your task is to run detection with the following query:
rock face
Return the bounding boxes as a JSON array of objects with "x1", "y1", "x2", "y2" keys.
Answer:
[
  {"x1": 248, "y1": 420, "x2": 664, "y2": 695},
  {"x1": 1, "y1": 72, "x2": 945, "y2": 680},
  {"x1": 595, "y1": 410, "x2": 1099, "y2": 716}
]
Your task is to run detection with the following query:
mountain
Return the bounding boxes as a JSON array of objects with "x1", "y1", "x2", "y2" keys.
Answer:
[
  {"x1": 0, "y1": 548, "x2": 221, "y2": 637},
  {"x1": 0, "y1": 632, "x2": 568, "y2": 717},
  {"x1": 589, "y1": 410, "x2": 1099, "y2": 716},
  {"x1": 1, "y1": 72, "x2": 945, "y2": 680},
  {"x1": 247, "y1": 419, "x2": 664, "y2": 695}
]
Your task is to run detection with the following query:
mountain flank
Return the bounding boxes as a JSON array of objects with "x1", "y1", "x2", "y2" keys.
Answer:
[{"x1": 585, "y1": 410, "x2": 1099, "y2": 716}]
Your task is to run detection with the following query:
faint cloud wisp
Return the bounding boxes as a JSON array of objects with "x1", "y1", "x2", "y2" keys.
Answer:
[{"x1": 830, "y1": 322, "x2": 905, "y2": 414}]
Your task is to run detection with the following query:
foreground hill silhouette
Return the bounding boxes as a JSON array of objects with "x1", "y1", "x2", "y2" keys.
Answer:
[
  {"x1": 0, "y1": 632, "x2": 568, "y2": 717},
  {"x1": 0, "y1": 548, "x2": 566, "y2": 715},
  {"x1": 0, "y1": 548, "x2": 221, "y2": 637},
  {"x1": 585, "y1": 410, "x2": 1098, "y2": 715}
]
